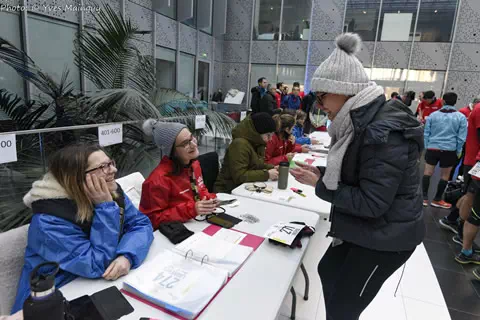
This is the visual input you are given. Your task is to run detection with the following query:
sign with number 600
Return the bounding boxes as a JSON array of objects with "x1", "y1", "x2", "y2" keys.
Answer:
[
  {"x1": 0, "y1": 134, "x2": 17, "y2": 164},
  {"x1": 98, "y1": 124, "x2": 123, "y2": 146}
]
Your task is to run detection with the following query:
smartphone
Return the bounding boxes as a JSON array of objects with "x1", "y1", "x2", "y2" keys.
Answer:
[{"x1": 217, "y1": 199, "x2": 237, "y2": 206}]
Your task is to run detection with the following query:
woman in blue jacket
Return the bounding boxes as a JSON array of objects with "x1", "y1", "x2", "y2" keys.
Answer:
[{"x1": 12, "y1": 143, "x2": 153, "y2": 313}]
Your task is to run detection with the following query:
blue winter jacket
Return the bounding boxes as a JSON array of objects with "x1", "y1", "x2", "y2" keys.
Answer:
[
  {"x1": 292, "y1": 124, "x2": 311, "y2": 145},
  {"x1": 282, "y1": 94, "x2": 302, "y2": 110},
  {"x1": 424, "y1": 105, "x2": 468, "y2": 154},
  {"x1": 11, "y1": 182, "x2": 153, "y2": 313}
]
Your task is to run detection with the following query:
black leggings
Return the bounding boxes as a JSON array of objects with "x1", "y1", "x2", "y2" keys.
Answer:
[{"x1": 318, "y1": 242, "x2": 414, "y2": 320}]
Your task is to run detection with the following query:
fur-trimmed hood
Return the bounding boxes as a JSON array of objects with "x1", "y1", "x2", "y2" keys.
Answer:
[{"x1": 23, "y1": 173, "x2": 70, "y2": 208}]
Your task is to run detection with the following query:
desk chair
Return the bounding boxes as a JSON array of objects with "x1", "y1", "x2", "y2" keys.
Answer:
[
  {"x1": 116, "y1": 172, "x2": 145, "y2": 209},
  {"x1": 197, "y1": 152, "x2": 219, "y2": 193},
  {"x1": 0, "y1": 224, "x2": 29, "y2": 315}
]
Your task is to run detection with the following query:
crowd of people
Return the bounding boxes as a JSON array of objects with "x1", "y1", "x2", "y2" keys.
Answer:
[{"x1": 7, "y1": 32, "x2": 480, "y2": 320}]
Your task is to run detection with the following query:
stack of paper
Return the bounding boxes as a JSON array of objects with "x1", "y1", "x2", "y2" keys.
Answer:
[{"x1": 124, "y1": 250, "x2": 228, "y2": 319}]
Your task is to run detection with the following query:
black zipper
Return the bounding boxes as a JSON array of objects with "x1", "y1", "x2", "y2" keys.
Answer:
[{"x1": 326, "y1": 204, "x2": 336, "y2": 238}]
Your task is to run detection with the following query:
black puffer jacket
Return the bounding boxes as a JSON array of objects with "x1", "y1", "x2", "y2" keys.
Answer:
[
  {"x1": 250, "y1": 87, "x2": 261, "y2": 114},
  {"x1": 316, "y1": 96, "x2": 425, "y2": 252},
  {"x1": 259, "y1": 92, "x2": 276, "y2": 115}
]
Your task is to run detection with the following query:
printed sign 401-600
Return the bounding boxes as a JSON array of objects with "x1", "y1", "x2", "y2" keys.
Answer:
[{"x1": 100, "y1": 127, "x2": 121, "y2": 136}]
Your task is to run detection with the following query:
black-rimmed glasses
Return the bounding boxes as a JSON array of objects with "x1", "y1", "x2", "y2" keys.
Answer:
[
  {"x1": 175, "y1": 135, "x2": 197, "y2": 149},
  {"x1": 85, "y1": 160, "x2": 116, "y2": 174},
  {"x1": 316, "y1": 92, "x2": 328, "y2": 105}
]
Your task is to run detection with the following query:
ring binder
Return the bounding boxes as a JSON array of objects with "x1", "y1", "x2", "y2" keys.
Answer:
[
  {"x1": 185, "y1": 249, "x2": 193, "y2": 260},
  {"x1": 201, "y1": 255, "x2": 209, "y2": 265}
]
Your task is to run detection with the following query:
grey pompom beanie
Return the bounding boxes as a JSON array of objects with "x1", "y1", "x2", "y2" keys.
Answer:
[
  {"x1": 143, "y1": 119, "x2": 187, "y2": 157},
  {"x1": 310, "y1": 33, "x2": 370, "y2": 96}
]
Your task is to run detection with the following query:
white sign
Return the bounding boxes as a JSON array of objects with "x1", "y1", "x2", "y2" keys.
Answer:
[
  {"x1": 195, "y1": 115, "x2": 206, "y2": 130},
  {"x1": 240, "y1": 111, "x2": 247, "y2": 121},
  {"x1": 469, "y1": 162, "x2": 480, "y2": 179},
  {"x1": 381, "y1": 13, "x2": 413, "y2": 41},
  {"x1": 0, "y1": 134, "x2": 17, "y2": 164},
  {"x1": 98, "y1": 123, "x2": 123, "y2": 146},
  {"x1": 264, "y1": 222, "x2": 303, "y2": 246}
]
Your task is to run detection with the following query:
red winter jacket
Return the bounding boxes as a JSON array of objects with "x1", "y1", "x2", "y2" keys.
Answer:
[
  {"x1": 275, "y1": 91, "x2": 282, "y2": 109},
  {"x1": 265, "y1": 133, "x2": 296, "y2": 165},
  {"x1": 140, "y1": 157, "x2": 216, "y2": 229}
]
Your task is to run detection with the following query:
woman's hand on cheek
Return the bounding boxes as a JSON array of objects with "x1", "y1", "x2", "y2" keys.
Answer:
[{"x1": 85, "y1": 174, "x2": 113, "y2": 205}]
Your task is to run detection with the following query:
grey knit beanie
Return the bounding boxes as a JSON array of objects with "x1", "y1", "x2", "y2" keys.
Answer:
[
  {"x1": 310, "y1": 33, "x2": 370, "y2": 96},
  {"x1": 143, "y1": 119, "x2": 187, "y2": 156}
]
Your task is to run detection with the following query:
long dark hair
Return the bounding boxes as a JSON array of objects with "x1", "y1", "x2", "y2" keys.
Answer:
[
  {"x1": 49, "y1": 143, "x2": 105, "y2": 222},
  {"x1": 273, "y1": 114, "x2": 295, "y2": 140}
]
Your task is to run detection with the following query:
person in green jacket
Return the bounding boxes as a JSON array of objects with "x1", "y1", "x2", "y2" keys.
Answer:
[{"x1": 215, "y1": 112, "x2": 279, "y2": 193}]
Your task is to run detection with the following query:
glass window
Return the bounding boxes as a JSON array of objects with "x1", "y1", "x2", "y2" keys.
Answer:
[
  {"x1": 183, "y1": 0, "x2": 197, "y2": 28},
  {"x1": 28, "y1": 15, "x2": 81, "y2": 98},
  {"x1": 277, "y1": 65, "x2": 306, "y2": 92},
  {"x1": 178, "y1": 53, "x2": 195, "y2": 97},
  {"x1": 416, "y1": 0, "x2": 457, "y2": 42},
  {"x1": 197, "y1": 61, "x2": 210, "y2": 101},
  {"x1": 156, "y1": 46, "x2": 176, "y2": 90},
  {"x1": 344, "y1": 0, "x2": 381, "y2": 41},
  {"x1": 252, "y1": 0, "x2": 282, "y2": 40},
  {"x1": 281, "y1": 0, "x2": 312, "y2": 40},
  {"x1": 249, "y1": 64, "x2": 276, "y2": 91},
  {"x1": 198, "y1": 0, "x2": 213, "y2": 34},
  {"x1": 405, "y1": 69, "x2": 445, "y2": 111},
  {"x1": 378, "y1": 0, "x2": 418, "y2": 41},
  {"x1": 154, "y1": 0, "x2": 176, "y2": 19},
  {"x1": 365, "y1": 67, "x2": 407, "y2": 99},
  {"x1": 0, "y1": 12, "x2": 24, "y2": 99}
]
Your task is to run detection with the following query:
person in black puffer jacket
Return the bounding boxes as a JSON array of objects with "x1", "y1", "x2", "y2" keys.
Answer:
[
  {"x1": 291, "y1": 33, "x2": 425, "y2": 320},
  {"x1": 259, "y1": 85, "x2": 278, "y2": 115}
]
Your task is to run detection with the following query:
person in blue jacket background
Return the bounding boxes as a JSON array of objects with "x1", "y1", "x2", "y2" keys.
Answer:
[
  {"x1": 282, "y1": 86, "x2": 303, "y2": 110},
  {"x1": 11, "y1": 143, "x2": 153, "y2": 313},
  {"x1": 292, "y1": 110, "x2": 320, "y2": 145},
  {"x1": 423, "y1": 92, "x2": 468, "y2": 209}
]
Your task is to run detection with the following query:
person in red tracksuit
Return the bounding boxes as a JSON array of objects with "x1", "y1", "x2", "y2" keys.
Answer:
[
  {"x1": 275, "y1": 82, "x2": 283, "y2": 109},
  {"x1": 140, "y1": 120, "x2": 217, "y2": 229},
  {"x1": 265, "y1": 114, "x2": 308, "y2": 165},
  {"x1": 416, "y1": 90, "x2": 443, "y2": 123},
  {"x1": 453, "y1": 103, "x2": 480, "y2": 276}
]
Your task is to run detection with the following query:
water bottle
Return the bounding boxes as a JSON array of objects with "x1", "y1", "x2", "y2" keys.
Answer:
[
  {"x1": 278, "y1": 161, "x2": 289, "y2": 190},
  {"x1": 23, "y1": 262, "x2": 67, "y2": 320}
]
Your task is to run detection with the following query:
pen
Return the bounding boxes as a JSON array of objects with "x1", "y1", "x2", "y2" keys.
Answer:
[{"x1": 290, "y1": 188, "x2": 306, "y2": 197}]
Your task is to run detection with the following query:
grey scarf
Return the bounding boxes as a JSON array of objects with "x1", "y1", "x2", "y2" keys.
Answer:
[{"x1": 323, "y1": 82, "x2": 385, "y2": 190}]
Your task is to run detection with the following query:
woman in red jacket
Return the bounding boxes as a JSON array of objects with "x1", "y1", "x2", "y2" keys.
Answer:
[
  {"x1": 265, "y1": 114, "x2": 298, "y2": 165},
  {"x1": 140, "y1": 119, "x2": 217, "y2": 229}
]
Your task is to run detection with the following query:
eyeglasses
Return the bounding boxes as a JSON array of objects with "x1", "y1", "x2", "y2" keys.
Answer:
[
  {"x1": 175, "y1": 135, "x2": 197, "y2": 149},
  {"x1": 85, "y1": 160, "x2": 116, "y2": 174},
  {"x1": 316, "y1": 92, "x2": 328, "y2": 105}
]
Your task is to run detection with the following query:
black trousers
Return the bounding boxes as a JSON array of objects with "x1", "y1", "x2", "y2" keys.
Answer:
[{"x1": 318, "y1": 241, "x2": 415, "y2": 320}]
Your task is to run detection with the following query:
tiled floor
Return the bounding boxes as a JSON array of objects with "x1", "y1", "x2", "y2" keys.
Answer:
[
  {"x1": 274, "y1": 224, "x2": 451, "y2": 320},
  {"x1": 198, "y1": 135, "x2": 480, "y2": 319}
]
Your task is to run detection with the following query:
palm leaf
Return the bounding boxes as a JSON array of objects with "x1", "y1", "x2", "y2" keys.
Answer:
[
  {"x1": 0, "y1": 89, "x2": 57, "y2": 131},
  {"x1": 157, "y1": 99, "x2": 236, "y2": 138},
  {"x1": 74, "y1": 3, "x2": 154, "y2": 96},
  {"x1": 0, "y1": 38, "x2": 74, "y2": 101},
  {"x1": 64, "y1": 88, "x2": 161, "y2": 123}
]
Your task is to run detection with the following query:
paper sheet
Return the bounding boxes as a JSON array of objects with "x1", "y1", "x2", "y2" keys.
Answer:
[
  {"x1": 213, "y1": 228, "x2": 247, "y2": 245},
  {"x1": 264, "y1": 222, "x2": 303, "y2": 245},
  {"x1": 176, "y1": 233, "x2": 235, "y2": 261}
]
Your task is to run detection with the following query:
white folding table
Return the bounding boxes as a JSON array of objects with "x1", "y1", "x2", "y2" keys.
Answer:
[
  {"x1": 60, "y1": 195, "x2": 321, "y2": 320},
  {"x1": 232, "y1": 176, "x2": 331, "y2": 220},
  {"x1": 293, "y1": 152, "x2": 327, "y2": 168}
]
